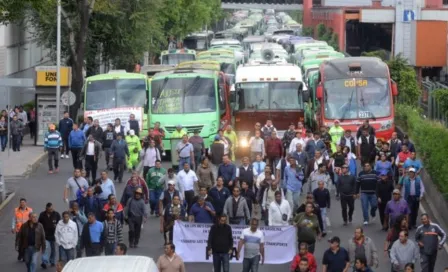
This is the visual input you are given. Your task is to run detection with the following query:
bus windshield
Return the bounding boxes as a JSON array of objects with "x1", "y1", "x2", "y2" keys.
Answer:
[
  {"x1": 238, "y1": 82, "x2": 303, "y2": 110},
  {"x1": 151, "y1": 77, "x2": 216, "y2": 114},
  {"x1": 161, "y1": 54, "x2": 195, "y2": 65},
  {"x1": 85, "y1": 79, "x2": 146, "y2": 110},
  {"x1": 324, "y1": 77, "x2": 391, "y2": 120}
]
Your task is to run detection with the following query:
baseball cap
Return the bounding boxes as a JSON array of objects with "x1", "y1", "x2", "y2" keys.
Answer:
[
  {"x1": 168, "y1": 180, "x2": 176, "y2": 185},
  {"x1": 342, "y1": 164, "x2": 348, "y2": 168},
  {"x1": 393, "y1": 189, "x2": 401, "y2": 194},
  {"x1": 328, "y1": 236, "x2": 341, "y2": 244},
  {"x1": 409, "y1": 168, "x2": 416, "y2": 173}
]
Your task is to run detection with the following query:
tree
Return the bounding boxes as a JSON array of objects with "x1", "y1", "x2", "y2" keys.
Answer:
[
  {"x1": 316, "y1": 23, "x2": 326, "y2": 40},
  {"x1": 301, "y1": 26, "x2": 314, "y2": 37},
  {"x1": 387, "y1": 54, "x2": 421, "y2": 106}
]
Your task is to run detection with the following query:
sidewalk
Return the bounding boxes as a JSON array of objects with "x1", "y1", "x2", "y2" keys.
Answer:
[{"x1": 0, "y1": 137, "x2": 46, "y2": 180}]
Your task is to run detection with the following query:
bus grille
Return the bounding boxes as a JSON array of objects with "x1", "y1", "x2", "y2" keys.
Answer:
[{"x1": 165, "y1": 125, "x2": 204, "y2": 134}]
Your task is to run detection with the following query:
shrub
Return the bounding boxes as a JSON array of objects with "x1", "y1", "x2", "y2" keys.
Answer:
[
  {"x1": 301, "y1": 26, "x2": 314, "y2": 37},
  {"x1": 432, "y1": 88, "x2": 448, "y2": 116},
  {"x1": 395, "y1": 104, "x2": 448, "y2": 196}
]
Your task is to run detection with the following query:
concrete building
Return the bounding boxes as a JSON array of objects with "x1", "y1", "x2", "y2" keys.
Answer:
[
  {"x1": 0, "y1": 22, "x2": 51, "y2": 109},
  {"x1": 303, "y1": 0, "x2": 448, "y2": 75}
]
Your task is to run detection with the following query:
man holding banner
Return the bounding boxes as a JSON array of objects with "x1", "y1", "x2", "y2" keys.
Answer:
[{"x1": 207, "y1": 214, "x2": 234, "y2": 272}]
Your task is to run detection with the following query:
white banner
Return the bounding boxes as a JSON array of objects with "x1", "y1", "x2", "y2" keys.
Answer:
[
  {"x1": 173, "y1": 221, "x2": 296, "y2": 264},
  {"x1": 84, "y1": 107, "x2": 143, "y2": 131}
]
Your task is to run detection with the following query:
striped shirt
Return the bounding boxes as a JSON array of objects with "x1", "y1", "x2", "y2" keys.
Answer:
[
  {"x1": 44, "y1": 131, "x2": 62, "y2": 149},
  {"x1": 103, "y1": 219, "x2": 123, "y2": 244},
  {"x1": 240, "y1": 227, "x2": 264, "y2": 259},
  {"x1": 357, "y1": 170, "x2": 379, "y2": 194}
]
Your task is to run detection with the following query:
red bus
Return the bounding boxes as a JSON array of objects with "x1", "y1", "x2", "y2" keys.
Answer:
[{"x1": 315, "y1": 57, "x2": 398, "y2": 141}]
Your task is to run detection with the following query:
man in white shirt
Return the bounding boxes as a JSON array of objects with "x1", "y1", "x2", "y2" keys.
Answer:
[
  {"x1": 268, "y1": 191, "x2": 291, "y2": 226},
  {"x1": 248, "y1": 130, "x2": 265, "y2": 161},
  {"x1": 289, "y1": 132, "x2": 306, "y2": 154},
  {"x1": 176, "y1": 162, "x2": 198, "y2": 214}
]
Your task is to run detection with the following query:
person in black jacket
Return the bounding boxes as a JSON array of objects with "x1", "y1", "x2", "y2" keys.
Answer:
[
  {"x1": 79, "y1": 187, "x2": 102, "y2": 220},
  {"x1": 313, "y1": 181, "x2": 330, "y2": 236},
  {"x1": 376, "y1": 173, "x2": 394, "y2": 230},
  {"x1": 102, "y1": 123, "x2": 116, "y2": 170},
  {"x1": 207, "y1": 214, "x2": 234, "y2": 272},
  {"x1": 240, "y1": 180, "x2": 256, "y2": 215},
  {"x1": 38, "y1": 203, "x2": 61, "y2": 268},
  {"x1": 58, "y1": 111, "x2": 74, "y2": 158},
  {"x1": 86, "y1": 119, "x2": 103, "y2": 143},
  {"x1": 126, "y1": 114, "x2": 140, "y2": 137},
  {"x1": 337, "y1": 165, "x2": 357, "y2": 225}
]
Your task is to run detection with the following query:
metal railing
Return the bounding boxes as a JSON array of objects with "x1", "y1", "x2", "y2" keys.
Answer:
[{"x1": 420, "y1": 78, "x2": 448, "y2": 127}]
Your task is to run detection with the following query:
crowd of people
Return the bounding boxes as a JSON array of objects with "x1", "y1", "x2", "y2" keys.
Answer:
[
  {"x1": 0, "y1": 106, "x2": 36, "y2": 152},
  {"x1": 9, "y1": 112, "x2": 448, "y2": 272}
]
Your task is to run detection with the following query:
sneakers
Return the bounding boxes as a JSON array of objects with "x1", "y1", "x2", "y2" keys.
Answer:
[
  {"x1": 371, "y1": 215, "x2": 376, "y2": 222},
  {"x1": 162, "y1": 151, "x2": 166, "y2": 156},
  {"x1": 65, "y1": 154, "x2": 69, "y2": 159},
  {"x1": 41, "y1": 263, "x2": 47, "y2": 269},
  {"x1": 48, "y1": 170, "x2": 53, "y2": 174},
  {"x1": 363, "y1": 221, "x2": 368, "y2": 225},
  {"x1": 55, "y1": 168, "x2": 59, "y2": 173},
  {"x1": 343, "y1": 221, "x2": 348, "y2": 226},
  {"x1": 60, "y1": 154, "x2": 64, "y2": 159}
]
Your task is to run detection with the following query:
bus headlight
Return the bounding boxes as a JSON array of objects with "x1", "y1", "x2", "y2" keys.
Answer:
[{"x1": 240, "y1": 138, "x2": 249, "y2": 147}]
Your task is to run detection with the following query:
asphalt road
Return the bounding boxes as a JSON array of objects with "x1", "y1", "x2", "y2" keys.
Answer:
[{"x1": 1, "y1": 156, "x2": 448, "y2": 271}]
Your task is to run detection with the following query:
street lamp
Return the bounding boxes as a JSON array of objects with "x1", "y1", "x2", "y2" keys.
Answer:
[{"x1": 56, "y1": 0, "x2": 61, "y2": 122}]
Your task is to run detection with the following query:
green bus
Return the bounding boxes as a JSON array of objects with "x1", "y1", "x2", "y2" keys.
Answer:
[
  {"x1": 149, "y1": 62, "x2": 232, "y2": 151},
  {"x1": 160, "y1": 49, "x2": 196, "y2": 65},
  {"x1": 197, "y1": 52, "x2": 238, "y2": 85},
  {"x1": 83, "y1": 71, "x2": 149, "y2": 138}
]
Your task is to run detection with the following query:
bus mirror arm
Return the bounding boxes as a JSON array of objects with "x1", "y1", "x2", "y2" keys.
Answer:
[
  {"x1": 316, "y1": 85, "x2": 323, "y2": 100},
  {"x1": 391, "y1": 81, "x2": 398, "y2": 96}
]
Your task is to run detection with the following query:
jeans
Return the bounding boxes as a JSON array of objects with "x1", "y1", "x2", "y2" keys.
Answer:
[
  {"x1": 41, "y1": 240, "x2": 56, "y2": 265},
  {"x1": 0, "y1": 135, "x2": 6, "y2": 151},
  {"x1": 58, "y1": 246, "x2": 75, "y2": 262},
  {"x1": 242, "y1": 255, "x2": 260, "y2": 272},
  {"x1": 104, "y1": 148, "x2": 112, "y2": 169},
  {"x1": 194, "y1": 152, "x2": 202, "y2": 171},
  {"x1": 48, "y1": 148, "x2": 60, "y2": 171},
  {"x1": 286, "y1": 190, "x2": 301, "y2": 212},
  {"x1": 62, "y1": 136, "x2": 70, "y2": 155},
  {"x1": 361, "y1": 193, "x2": 378, "y2": 222},
  {"x1": 213, "y1": 253, "x2": 230, "y2": 272},
  {"x1": 407, "y1": 196, "x2": 420, "y2": 228},
  {"x1": 340, "y1": 195, "x2": 355, "y2": 222},
  {"x1": 113, "y1": 157, "x2": 125, "y2": 182},
  {"x1": 71, "y1": 148, "x2": 83, "y2": 169},
  {"x1": 267, "y1": 156, "x2": 280, "y2": 175},
  {"x1": 12, "y1": 134, "x2": 21, "y2": 151},
  {"x1": 24, "y1": 246, "x2": 39, "y2": 272},
  {"x1": 321, "y1": 207, "x2": 328, "y2": 232},
  {"x1": 150, "y1": 189, "x2": 163, "y2": 215},
  {"x1": 104, "y1": 243, "x2": 116, "y2": 256},
  {"x1": 179, "y1": 157, "x2": 191, "y2": 169}
]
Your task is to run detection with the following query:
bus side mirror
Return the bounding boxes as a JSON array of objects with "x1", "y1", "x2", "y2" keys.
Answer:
[
  {"x1": 298, "y1": 82, "x2": 303, "y2": 91},
  {"x1": 229, "y1": 92, "x2": 236, "y2": 103},
  {"x1": 316, "y1": 84, "x2": 323, "y2": 100},
  {"x1": 392, "y1": 81, "x2": 398, "y2": 96},
  {"x1": 302, "y1": 90, "x2": 310, "y2": 102}
]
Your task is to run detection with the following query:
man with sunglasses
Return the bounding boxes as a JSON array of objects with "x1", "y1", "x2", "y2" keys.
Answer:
[{"x1": 384, "y1": 189, "x2": 410, "y2": 231}]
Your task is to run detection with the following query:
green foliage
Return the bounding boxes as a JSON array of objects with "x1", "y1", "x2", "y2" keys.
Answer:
[
  {"x1": 329, "y1": 33, "x2": 339, "y2": 51},
  {"x1": 301, "y1": 26, "x2": 314, "y2": 37},
  {"x1": 314, "y1": 24, "x2": 339, "y2": 51},
  {"x1": 22, "y1": 101, "x2": 35, "y2": 112},
  {"x1": 316, "y1": 23, "x2": 326, "y2": 40},
  {"x1": 433, "y1": 88, "x2": 448, "y2": 116},
  {"x1": 288, "y1": 11, "x2": 303, "y2": 24},
  {"x1": 361, "y1": 50, "x2": 388, "y2": 61},
  {"x1": 387, "y1": 55, "x2": 421, "y2": 106},
  {"x1": 395, "y1": 104, "x2": 448, "y2": 196}
]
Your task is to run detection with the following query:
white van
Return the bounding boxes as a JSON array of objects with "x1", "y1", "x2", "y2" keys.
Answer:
[{"x1": 62, "y1": 256, "x2": 159, "y2": 272}]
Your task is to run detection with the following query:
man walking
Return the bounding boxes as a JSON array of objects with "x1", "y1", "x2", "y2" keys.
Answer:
[
  {"x1": 125, "y1": 129, "x2": 142, "y2": 171},
  {"x1": 68, "y1": 123, "x2": 85, "y2": 169},
  {"x1": 146, "y1": 160, "x2": 166, "y2": 216},
  {"x1": 10, "y1": 114, "x2": 24, "y2": 151},
  {"x1": 103, "y1": 208, "x2": 123, "y2": 255},
  {"x1": 322, "y1": 236, "x2": 350, "y2": 272},
  {"x1": 209, "y1": 177, "x2": 231, "y2": 218},
  {"x1": 177, "y1": 162, "x2": 198, "y2": 214},
  {"x1": 160, "y1": 195, "x2": 185, "y2": 245},
  {"x1": 290, "y1": 243, "x2": 317, "y2": 272},
  {"x1": 85, "y1": 119, "x2": 103, "y2": 142},
  {"x1": 357, "y1": 128, "x2": 377, "y2": 165},
  {"x1": 44, "y1": 124, "x2": 63, "y2": 174},
  {"x1": 237, "y1": 218, "x2": 265, "y2": 272},
  {"x1": 294, "y1": 203, "x2": 321, "y2": 254},
  {"x1": 357, "y1": 163, "x2": 379, "y2": 225},
  {"x1": 390, "y1": 230, "x2": 419, "y2": 272},
  {"x1": 12, "y1": 198, "x2": 33, "y2": 262},
  {"x1": 268, "y1": 191, "x2": 291, "y2": 226},
  {"x1": 124, "y1": 188, "x2": 148, "y2": 248},
  {"x1": 376, "y1": 173, "x2": 395, "y2": 230},
  {"x1": 223, "y1": 187, "x2": 250, "y2": 225},
  {"x1": 284, "y1": 156, "x2": 305, "y2": 212},
  {"x1": 189, "y1": 129, "x2": 204, "y2": 170},
  {"x1": 55, "y1": 211, "x2": 78, "y2": 262},
  {"x1": 218, "y1": 155, "x2": 237, "y2": 191},
  {"x1": 249, "y1": 130, "x2": 265, "y2": 162},
  {"x1": 347, "y1": 227, "x2": 379, "y2": 269},
  {"x1": 157, "y1": 243, "x2": 186, "y2": 272},
  {"x1": 102, "y1": 123, "x2": 116, "y2": 170},
  {"x1": 400, "y1": 168, "x2": 425, "y2": 229},
  {"x1": 80, "y1": 135, "x2": 102, "y2": 183},
  {"x1": 176, "y1": 134, "x2": 194, "y2": 168},
  {"x1": 80, "y1": 213, "x2": 104, "y2": 257},
  {"x1": 207, "y1": 214, "x2": 234, "y2": 272},
  {"x1": 110, "y1": 133, "x2": 129, "y2": 183},
  {"x1": 58, "y1": 111, "x2": 74, "y2": 159},
  {"x1": 141, "y1": 139, "x2": 161, "y2": 178},
  {"x1": 384, "y1": 189, "x2": 410, "y2": 230},
  {"x1": 415, "y1": 214, "x2": 446, "y2": 272},
  {"x1": 313, "y1": 181, "x2": 331, "y2": 235},
  {"x1": 64, "y1": 169, "x2": 89, "y2": 208},
  {"x1": 68, "y1": 202, "x2": 86, "y2": 258},
  {"x1": 38, "y1": 203, "x2": 61, "y2": 269},
  {"x1": 18, "y1": 213, "x2": 46, "y2": 272},
  {"x1": 265, "y1": 131, "x2": 283, "y2": 173},
  {"x1": 337, "y1": 165, "x2": 357, "y2": 225}
]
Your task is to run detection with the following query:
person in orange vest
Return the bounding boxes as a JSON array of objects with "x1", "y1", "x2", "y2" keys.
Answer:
[{"x1": 12, "y1": 198, "x2": 33, "y2": 261}]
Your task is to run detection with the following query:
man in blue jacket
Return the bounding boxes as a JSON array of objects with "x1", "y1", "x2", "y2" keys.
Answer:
[
  {"x1": 45, "y1": 124, "x2": 63, "y2": 174},
  {"x1": 111, "y1": 133, "x2": 130, "y2": 183},
  {"x1": 284, "y1": 156, "x2": 305, "y2": 212},
  {"x1": 58, "y1": 111, "x2": 74, "y2": 159},
  {"x1": 69, "y1": 123, "x2": 86, "y2": 169}
]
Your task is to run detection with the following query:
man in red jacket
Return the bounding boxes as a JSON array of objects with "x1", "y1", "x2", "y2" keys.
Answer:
[
  {"x1": 290, "y1": 243, "x2": 317, "y2": 272},
  {"x1": 265, "y1": 131, "x2": 283, "y2": 174}
]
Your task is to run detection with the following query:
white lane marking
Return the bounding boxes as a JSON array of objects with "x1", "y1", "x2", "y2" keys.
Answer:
[{"x1": 419, "y1": 204, "x2": 448, "y2": 254}]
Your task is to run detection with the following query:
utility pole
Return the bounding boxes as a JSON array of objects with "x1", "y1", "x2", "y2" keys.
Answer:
[{"x1": 56, "y1": 0, "x2": 62, "y2": 122}]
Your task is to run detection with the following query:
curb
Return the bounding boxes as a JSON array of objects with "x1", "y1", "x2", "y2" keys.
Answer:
[
  {"x1": 4, "y1": 152, "x2": 47, "y2": 180},
  {"x1": 0, "y1": 192, "x2": 16, "y2": 212}
]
